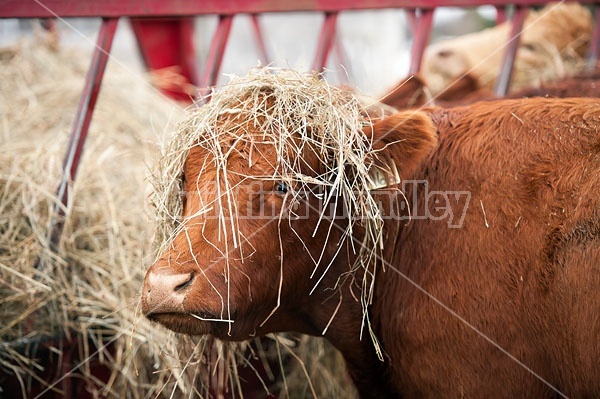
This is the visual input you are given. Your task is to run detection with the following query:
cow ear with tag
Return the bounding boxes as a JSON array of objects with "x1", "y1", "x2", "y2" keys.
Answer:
[{"x1": 364, "y1": 110, "x2": 438, "y2": 190}]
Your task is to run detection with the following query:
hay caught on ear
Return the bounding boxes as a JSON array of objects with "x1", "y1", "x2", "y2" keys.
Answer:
[{"x1": 150, "y1": 68, "x2": 390, "y2": 356}]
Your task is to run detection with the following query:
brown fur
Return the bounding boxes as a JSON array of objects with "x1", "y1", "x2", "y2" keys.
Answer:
[
  {"x1": 376, "y1": 99, "x2": 600, "y2": 397},
  {"x1": 380, "y1": 73, "x2": 482, "y2": 108},
  {"x1": 509, "y1": 64, "x2": 600, "y2": 99},
  {"x1": 143, "y1": 98, "x2": 600, "y2": 398}
]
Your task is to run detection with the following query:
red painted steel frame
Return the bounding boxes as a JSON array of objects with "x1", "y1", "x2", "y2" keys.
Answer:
[
  {"x1": 47, "y1": 17, "x2": 118, "y2": 251},
  {"x1": 494, "y1": 5, "x2": 528, "y2": 96},
  {"x1": 312, "y1": 12, "x2": 339, "y2": 72},
  {"x1": 407, "y1": 8, "x2": 434, "y2": 74},
  {"x1": 198, "y1": 14, "x2": 234, "y2": 100},
  {"x1": 250, "y1": 14, "x2": 270, "y2": 64},
  {"x1": 495, "y1": 5, "x2": 508, "y2": 24},
  {"x1": 2, "y1": 0, "x2": 597, "y2": 18},
  {"x1": 130, "y1": 17, "x2": 198, "y2": 101}
]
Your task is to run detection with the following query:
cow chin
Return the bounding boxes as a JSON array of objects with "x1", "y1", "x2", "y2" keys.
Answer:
[
  {"x1": 147, "y1": 311, "x2": 255, "y2": 339},
  {"x1": 148, "y1": 313, "x2": 214, "y2": 336}
]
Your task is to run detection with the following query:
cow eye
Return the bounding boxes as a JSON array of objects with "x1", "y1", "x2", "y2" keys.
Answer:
[{"x1": 274, "y1": 182, "x2": 288, "y2": 194}]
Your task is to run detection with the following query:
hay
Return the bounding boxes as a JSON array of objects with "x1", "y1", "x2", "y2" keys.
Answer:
[
  {"x1": 151, "y1": 68, "x2": 387, "y2": 356},
  {"x1": 0, "y1": 33, "x2": 357, "y2": 398},
  {"x1": 0, "y1": 33, "x2": 207, "y2": 398}
]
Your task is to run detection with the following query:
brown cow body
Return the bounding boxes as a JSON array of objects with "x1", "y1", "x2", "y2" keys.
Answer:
[
  {"x1": 373, "y1": 99, "x2": 600, "y2": 397},
  {"x1": 143, "y1": 94, "x2": 600, "y2": 398}
]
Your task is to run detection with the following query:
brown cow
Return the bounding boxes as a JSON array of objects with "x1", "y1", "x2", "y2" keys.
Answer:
[{"x1": 142, "y1": 74, "x2": 600, "y2": 398}]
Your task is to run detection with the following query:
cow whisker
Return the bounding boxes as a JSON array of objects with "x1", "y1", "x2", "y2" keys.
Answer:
[{"x1": 189, "y1": 313, "x2": 235, "y2": 323}]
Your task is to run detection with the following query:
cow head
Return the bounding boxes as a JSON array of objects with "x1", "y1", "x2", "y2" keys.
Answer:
[{"x1": 141, "y1": 72, "x2": 437, "y2": 344}]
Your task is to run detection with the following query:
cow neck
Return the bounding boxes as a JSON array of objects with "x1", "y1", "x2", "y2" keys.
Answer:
[{"x1": 299, "y1": 242, "x2": 402, "y2": 398}]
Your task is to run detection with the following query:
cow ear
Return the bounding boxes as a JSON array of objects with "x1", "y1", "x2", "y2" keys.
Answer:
[
  {"x1": 380, "y1": 74, "x2": 430, "y2": 108},
  {"x1": 364, "y1": 110, "x2": 438, "y2": 189}
]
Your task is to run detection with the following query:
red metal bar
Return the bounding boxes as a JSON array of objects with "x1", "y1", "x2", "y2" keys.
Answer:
[
  {"x1": 250, "y1": 14, "x2": 270, "y2": 64},
  {"x1": 495, "y1": 5, "x2": 507, "y2": 24},
  {"x1": 587, "y1": 4, "x2": 600, "y2": 69},
  {"x1": 2, "y1": 0, "x2": 596, "y2": 18},
  {"x1": 39, "y1": 17, "x2": 57, "y2": 32},
  {"x1": 494, "y1": 5, "x2": 528, "y2": 96},
  {"x1": 47, "y1": 17, "x2": 118, "y2": 252},
  {"x1": 312, "y1": 12, "x2": 338, "y2": 72},
  {"x1": 61, "y1": 341, "x2": 73, "y2": 399},
  {"x1": 130, "y1": 18, "x2": 198, "y2": 101},
  {"x1": 405, "y1": 8, "x2": 417, "y2": 32},
  {"x1": 408, "y1": 8, "x2": 434, "y2": 74},
  {"x1": 333, "y1": 37, "x2": 351, "y2": 84},
  {"x1": 198, "y1": 14, "x2": 234, "y2": 100}
]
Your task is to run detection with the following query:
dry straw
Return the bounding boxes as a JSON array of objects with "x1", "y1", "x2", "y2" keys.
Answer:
[
  {"x1": 151, "y1": 68, "x2": 388, "y2": 356},
  {"x1": 1, "y1": 33, "x2": 357, "y2": 398},
  {"x1": 0, "y1": 32, "x2": 210, "y2": 398}
]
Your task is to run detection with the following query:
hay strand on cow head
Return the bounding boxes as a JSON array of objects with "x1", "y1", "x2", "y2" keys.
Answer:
[{"x1": 150, "y1": 68, "x2": 387, "y2": 356}]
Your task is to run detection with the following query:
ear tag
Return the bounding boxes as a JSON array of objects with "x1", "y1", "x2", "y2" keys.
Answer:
[{"x1": 367, "y1": 161, "x2": 401, "y2": 190}]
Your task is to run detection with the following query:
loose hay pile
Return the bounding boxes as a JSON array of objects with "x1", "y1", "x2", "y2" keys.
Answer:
[
  {"x1": 1, "y1": 34, "x2": 357, "y2": 398},
  {"x1": 151, "y1": 68, "x2": 387, "y2": 353},
  {"x1": 0, "y1": 34, "x2": 208, "y2": 398}
]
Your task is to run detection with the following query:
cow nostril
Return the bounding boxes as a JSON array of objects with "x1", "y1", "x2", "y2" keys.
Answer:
[
  {"x1": 437, "y1": 50, "x2": 453, "y2": 58},
  {"x1": 174, "y1": 273, "x2": 195, "y2": 292}
]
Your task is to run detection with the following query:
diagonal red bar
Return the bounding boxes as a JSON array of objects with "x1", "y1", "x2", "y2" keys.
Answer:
[
  {"x1": 494, "y1": 5, "x2": 528, "y2": 96},
  {"x1": 495, "y1": 5, "x2": 507, "y2": 24},
  {"x1": 407, "y1": 7, "x2": 434, "y2": 74},
  {"x1": 250, "y1": 14, "x2": 270, "y2": 65},
  {"x1": 47, "y1": 17, "x2": 119, "y2": 252},
  {"x1": 198, "y1": 14, "x2": 234, "y2": 100},
  {"x1": 312, "y1": 11, "x2": 338, "y2": 73}
]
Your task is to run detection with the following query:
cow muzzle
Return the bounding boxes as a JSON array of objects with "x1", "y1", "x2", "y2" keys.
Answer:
[{"x1": 141, "y1": 266, "x2": 194, "y2": 317}]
